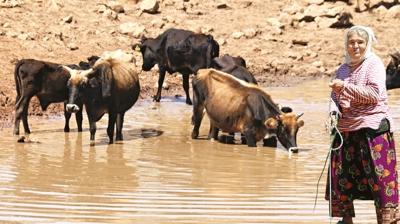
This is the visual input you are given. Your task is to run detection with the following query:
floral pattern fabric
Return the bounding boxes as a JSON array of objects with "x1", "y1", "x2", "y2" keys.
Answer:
[{"x1": 325, "y1": 129, "x2": 398, "y2": 217}]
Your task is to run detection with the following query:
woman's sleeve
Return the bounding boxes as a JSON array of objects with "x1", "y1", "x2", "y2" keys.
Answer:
[{"x1": 338, "y1": 59, "x2": 385, "y2": 105}]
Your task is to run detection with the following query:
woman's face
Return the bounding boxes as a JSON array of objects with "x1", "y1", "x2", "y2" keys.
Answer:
[{"x1": 347, "y1": 33, "x2": 367, "y2": 62}]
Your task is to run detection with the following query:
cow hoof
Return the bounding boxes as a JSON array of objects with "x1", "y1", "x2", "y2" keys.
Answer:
[
  {"x1": 153, "y1": 96, "x2": 161, "y2": 102},
  {"x1": 78, "y1": 128, "x2": 83, "y2": 132},
  {"x1": 64, "y1": 127, "x2": 70, "y2": 132},
  {"x1": 90, "y1": 141, "x2": 95, "y2": 147},
  {"x1": 17, "y1": 136, "x2": 25, "y2": 143},
  {"x1": 191, "y1": 131, "x2": 198, "y2": 139},
  {"x1": 186, "y1": 100, "x2": 193, "y2": 105}
]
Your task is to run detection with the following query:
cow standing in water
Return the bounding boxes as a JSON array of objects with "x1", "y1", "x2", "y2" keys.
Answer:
[
  {"x1": 13, "y1": 57, "x2": 98, "y2": 135},
  {"x1": 63, "y1": 57, "x2": 140, "y2": 145},
  {"x1": 191, "y1": 68, "x2": 304, "y2": 152},
  {"x1": 133, "y1": 28, "x2": 219, "y2": 105},
  {"x1": 386, "y1": 51, "x2": 400, "y2": 90}
]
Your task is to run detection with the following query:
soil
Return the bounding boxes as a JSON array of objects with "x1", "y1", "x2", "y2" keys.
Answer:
[{"x1": 1, "y1": 0, "x2": 399, "y2": 130}]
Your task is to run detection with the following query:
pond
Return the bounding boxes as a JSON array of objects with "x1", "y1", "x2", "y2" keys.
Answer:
[{"x1": 1, "y1": 78, "x2": 400, "y2": 223}]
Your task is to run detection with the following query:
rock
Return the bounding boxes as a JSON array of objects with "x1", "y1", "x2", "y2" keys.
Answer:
[
  {"x1": 267, "y1": 18, "x2": 284, "y2": 29},
  {"x1": 216, "y1": 3, "x2": 229, "y2": 9},
  {"x1": 62, "y1": 15, "x2": 73, "y2": 23},
  {"x1": 97, "y1": 4, "x2": 107, "y2": 13},
  {"x1": 108, "y1": 2, "x2": 125, "y2": 13},
  {"x1": 243, "y1": 28, "x2": 257, "y2": 38},
  {"x1": 103, "y1": 9, "x2": 118, "y2": 20},
  {"x1": 217, "y1": 38, "x2": 226, "y2": 45},
  {"x1": 200, "y1": 25, "x2": 213, "y2": 34},
  {"x1": 315, "y1": 16, "x2": 337, "y2": 28},
  {"x1": 312, "y1": 60, "x2": 323, "y2": 68},
  {"x1": 67, "y1": 43, "x2": 79, "y2": 50},
  {"x1": 162, "y1": 16, "x2": 176, "y2": 24},
  {"x1": 151, "y1": 19, "x2": 165, "y2": 29},
  {"x1": 307, "y1": 0, "x2": 324, "y2": 5},
  {"x1": 231, "y1": 31, "x2": 244, "y2": 39},
  {"x1": 140, "y1": 0, "x2": 159, "y2": 14},
  {"x1": 100, "y1": 49, "x2": 135, "y2": 63},
  {"x1": 282, "y1": 3, "x2": 303, "y2": 15},
  {"x1": 387, "y1": 5, "x2": 400, "y2": 18},
  {"x1": 375, "y1": 5, "x2": 387, "y2": 14},
  {"x1": 0, "y1": 0, "x2": 22, "y2": 8},
  {"x1": 119, "y1": 22, "x2": 146, "y2": 38},
  {"x1": 18, "y1": 33, "x2": 34, "y2": 40},
  {"x1": 7, "y1": 31, "x2": 18, "y2": 38},
  {"x1": 292, "y1": 39, "x2": 308, "y2": 46},
  {"x1": 330, "y1": 11, "x2": 353, "y2": 28}
]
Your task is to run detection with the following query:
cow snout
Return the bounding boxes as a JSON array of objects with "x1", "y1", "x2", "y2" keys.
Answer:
[{"x1": 66, "y1": 104, "x2": 80, "y2": 113}]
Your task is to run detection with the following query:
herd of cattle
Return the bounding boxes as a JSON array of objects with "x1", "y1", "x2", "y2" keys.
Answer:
[{"x1": 12, "y1": 28, "x2": 400, "y2": 152}]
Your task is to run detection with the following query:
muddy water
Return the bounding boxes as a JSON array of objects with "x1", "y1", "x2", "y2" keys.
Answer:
[{"x1": 1, "y1": 78, "x2": 400, "y2": 223}]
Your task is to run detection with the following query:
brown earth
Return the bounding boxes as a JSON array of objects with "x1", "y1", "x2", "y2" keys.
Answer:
[{"x1": 1, "y1": 0, "x2": 399, "y2": 130}]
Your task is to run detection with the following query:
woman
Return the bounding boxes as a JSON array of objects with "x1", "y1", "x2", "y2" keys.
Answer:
[{"x1": 327, "y1": 25, "x2": 399, "y2": 224}]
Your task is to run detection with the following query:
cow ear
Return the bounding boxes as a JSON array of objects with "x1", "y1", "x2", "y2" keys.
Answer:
[
  {"x1": 297, "y1": 120, "x2": 304, "y2": 127},
  {"x1": 265, "y1": 117, "x2": 278, "y2": 129},
  {"x1": 99, "y1": 65, "x2": 113, "y2": 98}
]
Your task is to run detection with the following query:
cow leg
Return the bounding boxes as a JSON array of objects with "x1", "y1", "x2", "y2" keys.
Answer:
[
  {"x1": 13, "y1": 96, "x2": 24, "y2": 135},
  {"x1": 208, "y1": 124, "x2": 219, "y2": 140},
  {"x1": 88, "y1": 117, "x2": 97, "y2": 146},
  {"x1": 116, "y1": 113, "x2": 124, "y2": 141},
  {"x1": 183, "y1": 74, "x2": 192, "y2": 105},
  {"x1": 76, "y1": 104, "x2": 83, "y2": 132},
  {"x1": 64, "y1": 102, "x2": 71, "y2": 132},
  {"x1": 14, "y1": 96, "x2": 32, "y2": 135},
  {"x1": 107, "y1": 112, "x2": 117, "y2": 144},
  {"x1": 191, "y1": 89, "x2": 205, "y2": 139},
  {"x1": 154, "y1": 69, "x2": 166, "y2": 102},
  {"x1": 243, "y1": 127, "x2": 257, "y2": 147}
]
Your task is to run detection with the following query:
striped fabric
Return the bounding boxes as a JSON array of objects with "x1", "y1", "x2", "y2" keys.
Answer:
[{"x1": 330, "y1": 54, "x2": 394, "y2": 132}]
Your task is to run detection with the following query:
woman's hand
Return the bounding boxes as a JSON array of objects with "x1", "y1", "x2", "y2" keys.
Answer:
[{"x1": 329, "y1": 79, "x2": 344, "y2": 93}]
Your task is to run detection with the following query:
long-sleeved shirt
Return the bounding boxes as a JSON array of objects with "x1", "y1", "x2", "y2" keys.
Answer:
[{"x1": 330, "y1": 54, "x2": 394, "y2": 132}]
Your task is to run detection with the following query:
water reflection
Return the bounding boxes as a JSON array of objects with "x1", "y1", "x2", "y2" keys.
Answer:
[{"x1": 0, "y1": 78, "x2": 399, "y2": 223}]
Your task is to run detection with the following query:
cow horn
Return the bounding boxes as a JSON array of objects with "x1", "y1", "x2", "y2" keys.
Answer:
[
  {"x1": 297, "y1": 113, "x2": 304, "y2": 119},
  {"x1": 62, "y1": 65, "x2": 74, "y2": 74},
  {"x1": 82, "y1": 68, "x2": 93, "y2": 77}
]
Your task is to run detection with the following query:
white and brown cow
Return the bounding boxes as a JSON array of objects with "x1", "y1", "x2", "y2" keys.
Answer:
[{"x1": 63, "y1": 57, "x2": 140, "y2": 145}]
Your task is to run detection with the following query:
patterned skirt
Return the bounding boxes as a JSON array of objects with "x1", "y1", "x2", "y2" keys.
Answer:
[{"x1": 325, "y1": 125, "x2": 398, "y2": 217}]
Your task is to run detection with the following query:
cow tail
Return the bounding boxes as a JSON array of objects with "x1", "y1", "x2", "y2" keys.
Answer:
[{"x1": 14, "y1": 60, "x2": 24, "y2": 104}]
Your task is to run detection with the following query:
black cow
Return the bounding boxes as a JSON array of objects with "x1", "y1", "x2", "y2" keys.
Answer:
[
  {"x1": 191, "y1": 69, "x2": 304, "y2": 152},
  {"x1": 13, "y1": 57, "x2": 98, "y2": 135},
  {"x1": 133, "y1": 28, "x2": 219, "y2": 105},
  {"x1": 64, "y1": 57, "x2": 140, "y2": 145},
  {"x1": 386, "y1": 52, "x2": 400, "y2": 90},
  {"x1": 211, "y1": 54, "x2": 257, "y2": 84}
]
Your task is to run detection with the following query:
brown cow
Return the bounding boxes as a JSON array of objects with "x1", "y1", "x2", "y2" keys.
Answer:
[
  {"x1": 191, "y1": 69, "x2": 304, "y2": 152},
  {"x1": 63, "y1": 57, "x2": 140, "y2": 145}
]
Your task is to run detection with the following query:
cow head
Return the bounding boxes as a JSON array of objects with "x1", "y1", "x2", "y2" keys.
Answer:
[
  {"x1": 63, "y1": 66, "x2": 101, "y2": 113},
  {"x1": 211, "y1": 54, "x2": 246, "y2": 70},
  {"x1": 132, "y1": 37, "x2": 163, "y2": 71},
  {"x1": 265, "y1": 112, "x2": 304, "y2": 151},
  {"x1": 386, "y1": 52, "x2": 400, "y2": 90}
]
